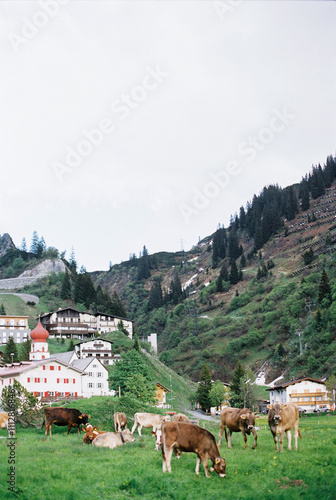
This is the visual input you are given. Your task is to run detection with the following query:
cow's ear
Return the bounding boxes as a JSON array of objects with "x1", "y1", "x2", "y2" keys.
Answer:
[
  {"x1": 93, "y1": 427, "x2": 98, "y2": 431},
  {"x1": 78, "y1": 416, "x2": 82, "y2": 420},
  {"x1": 240, "y1": 414, "x2": 246, "y2": 420},
  {"x1": 283, "y1": 404, "x2": 287, "y2": 409},
  {"x1": 255, "y1": 415, "x2": 260, "y2": 419},
  {"x1": 215, "y1": 458, "x2": 220, "y2": 464},
  {"x1": 88, "y1": 415, "x2": 91, "y2": 419},
  {"x1": 151, "y1": 431, "x2": 155, "y2": 435},
  {"x1": 209, "y1": 467, "x2": 214, "y2": 473},
  {"x1": 267, "y1": 404, "x2": 272, "y2": 409}
]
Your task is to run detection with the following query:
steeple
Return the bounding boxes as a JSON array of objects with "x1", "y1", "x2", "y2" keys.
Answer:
[{"x1": 30, "y1": 321, "x2": 50, "y2": 361}]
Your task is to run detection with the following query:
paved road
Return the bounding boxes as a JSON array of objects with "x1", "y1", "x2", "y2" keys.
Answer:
[
  {"x1": 0, "y1": 292, "x2": 39, "y2": 304},
  {"x1": 187, "y1": 410, "x2": 220, "y2": 422}
]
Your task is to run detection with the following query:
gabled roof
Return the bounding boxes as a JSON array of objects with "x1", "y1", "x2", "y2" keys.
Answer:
[
  {"x1": 266, "y1": 377, "x2": 326, "y2": 391},
  {"x1": 71, "y1": 357, "x2": 108, "y2": 372},
  {"x1": 50, "y1": 351, "x2": 78, "y2": 364},
  {"x1": 156, "y1": 382, "x2": 169, "y2": 393},
  {"x1": 0, "y1": 357, "x2": 84, "y2": 377},
  {"x1": 40, "y1": 307, "x2": 91, "y2": 318},
  {"x1": 75, "y1": 339, "x2": 113, "y2": 347}
]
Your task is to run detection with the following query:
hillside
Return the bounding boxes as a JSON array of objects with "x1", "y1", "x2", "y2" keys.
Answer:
[{"x1": 1, "y1": 153, "x2": 336, "y2": 386}]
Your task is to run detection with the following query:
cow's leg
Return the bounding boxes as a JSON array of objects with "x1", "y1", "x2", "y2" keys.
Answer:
[
  {"x1": 286, "y1": 430, "x2": 292, "y2": 450},
  {"x1": 272, "y1": 431, "x2": 278, "y2": 451},
  {"x1": 218, "y1": 425, "x2": 223, "y2": 446},
  {"x1": 251, "y1": 427, "x2": 258, "y2": 449},
  {"x1": 165, "y1": 446, "x2": 173, "y2": 473},
  {"x1": 195, "y1": 456, "x2": 201, "y2": 475},
  {"x1": 137, "y1": 424, "x2": 142, "y2": 436},
  {"x1": 293, "y1": 422, "x2": 299, "y2": 450},
  {"x1": 279, "y1": 431, "x2": 284, "y2": 452},
  {"x1": 227, "y1": 429, "x2": 232, "y2": 449},
  {"x1": 67, "y1": 423, "x2": 72, "y2": 435},
  {"x1": 201, "y1": 456, "x2": 210, "y2": 478},
  {"x1": 131, "y1": 421, "x2": 137, "y2": 434},
  {"x1": 242, "y1": 431, "x2": 248, "y2": 449}
]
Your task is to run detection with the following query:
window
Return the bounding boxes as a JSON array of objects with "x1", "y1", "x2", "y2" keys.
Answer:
[
  {"x1": 57, "y1": 378, "x2": 60, "y2": 384},
  {"x1": 64, "y1": 379, "x2": 69, "y2": 384},
  {"x1": 317, "y1": 396, "x2": 322, "y2": 401},
  {"x1": 88, "y1": 383, "x2": 93, "y2": 388},
  {"x1": 43, "y1": 366, "x2": 46, "y2": 371},
  {"x1": 305, "y1": 397, "x2": 310, "y2": 402},
  {"x1": 88, "y1": 372, "x2": 93, "y2": 377},
  {"x1": 58, "y1": 366, "x2": 61, "y2": 371},
  {"x1": 73, "y1": 379, "x2": 75, "y2": 384},
  {"x1": 27, "y1": 377, "x2": 30, "y2": 383},
  {"x1": 97, "y1": 383, "x2": 102, "y2": 388},
  {"x1": 50, "y1": 366, "x2": 54, "y2": 371},
  {"x1": 44, "y1": 378, "x2": 47, "y2": 383},
  {"x1": 97, "y1": 372, "x2": 102, "y2": 377},
  {"x1": 292, "y1": 397, "x2": 298, "y2": 402},
  {"x1": 34, "y1": 378, "x2": 40, "y2": 383}
]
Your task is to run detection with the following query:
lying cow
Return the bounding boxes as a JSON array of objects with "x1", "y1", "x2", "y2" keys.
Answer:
[
  {"x1": 131, "y1": 412, "x2": 171, "y2": 436},
  {"x1": 114, "y1": 412, "x2": 127, "y2": 432},
  {"x1": 218, "y1": 407, "x2": 258, "y2": 449},
  {"x1": 43, "y1": 407, "x2": 89, "y2": 436},
  {"x1": 172, "y1": 413, "x2": 190, "y2": 423},
  {"x1": 162, "y1": 422, "x2": 226, "y2": 478},
  {"x1": 268, "y1": 402, "x2": 302, "y2": 452},
  {"x1": 92, "y1": 429, "x2": 135, "y2": 449},
  {"x1": 82, "y1": 424, "x2": 106, "y2": 444}
]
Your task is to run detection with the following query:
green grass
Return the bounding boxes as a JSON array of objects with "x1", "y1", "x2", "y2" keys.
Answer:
[{"x1": 0, "y1": 413, "x2": 335, "y2": 499}]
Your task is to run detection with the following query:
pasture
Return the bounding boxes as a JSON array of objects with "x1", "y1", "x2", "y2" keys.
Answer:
[{"x1": 0, "y1": 413, "x2": 335, "y2": 499}]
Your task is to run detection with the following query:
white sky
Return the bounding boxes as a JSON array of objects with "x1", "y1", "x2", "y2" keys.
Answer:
[{"x1": 1, "y1": 1, "x2": 335, "y2": 271}]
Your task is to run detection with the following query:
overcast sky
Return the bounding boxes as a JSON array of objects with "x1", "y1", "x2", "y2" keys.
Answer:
[{"x1": 1, "y1": 1, "x2": 335, "y2": 271}]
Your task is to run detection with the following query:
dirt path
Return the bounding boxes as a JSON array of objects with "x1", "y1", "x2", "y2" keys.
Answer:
[{"x1": 0, "y1": 292, "x2": 39, "y2": 304}]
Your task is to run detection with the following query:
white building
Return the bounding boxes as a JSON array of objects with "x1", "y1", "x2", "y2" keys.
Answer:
[
  {"x1": 0, "y1": 315, "x2": 30, "y2": 344},
  {"x1": 0, "y1": 321, "x2": 112, "y2": 399},
  {"x1": 74, "y1": 339, "x2": 120, "y2": 366},
  {"x1": 267, "y1": 377, "x2": 330, "y2": 412}
]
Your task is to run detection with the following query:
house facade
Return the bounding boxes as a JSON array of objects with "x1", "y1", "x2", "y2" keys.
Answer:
[
  {"x1": 40, "y1": 307, "x2": 133, "y2": 340},
  {"x1": 155, "y1": 382, "x2": 169, "y2": 408},
  {"x1": 0, "y1": 315, "x2": 30, "y2": 344},
  {"x1": 74, "y1": 339, "x2": 120, "y2": 366},
  {"x1": 267, "y1": 377, "x2": 330, "y2": 412}
]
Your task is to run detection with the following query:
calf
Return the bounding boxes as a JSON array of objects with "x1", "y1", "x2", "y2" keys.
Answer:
[
  {"x1": 82, "y1": 424, "x2": 106, "y2": 444},
  {"x1": 114, "y1": 412, "x2": 127, "y2": 432},
  {"x1": 43, "y1": 407, "x2": 89, "y2": 436},
  {"x1": 268, "y1": 402, "x2": 302, "y2": 452},
  {"x1": 218, "y1": 407, "x2": 258, "y2": 449},
  {"x1": 172, "y1": 413, "x2": 190, "y2": 423},
  {"x1": 131, "y1": 412, "x2": 171, "y2": 436},
  {"x1": 92, "y1": 429, "x2": 135, "y2": 449},
  {"x1": 162, "y1": 421, "x2": 226, "y2": 478}
]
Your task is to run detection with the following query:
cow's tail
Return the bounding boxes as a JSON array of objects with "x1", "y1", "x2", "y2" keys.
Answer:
[
  {"x1": 161, "y1": 425, "x2": 166, "y2": 461},
  {"x1": 298, "y1": 429, "x2": 302, "y2": 439},
  {"x1": 42, "y1": 415, "x2": 45, "y2": 429}
]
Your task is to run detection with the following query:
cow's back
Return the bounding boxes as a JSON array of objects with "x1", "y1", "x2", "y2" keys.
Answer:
[
  {"x1": 93, "y1": 432, "x2": 121, "y2": 449},
  {"x1": 163, "y1": 421, "x2": 216, "y2": 452},
  {"x1": 173, "y1": 413, "x2": 190, "y2": 423},
  {"x1": 220, "y1": 407, "x2": 241, "y2": 430},
  {"x1": 280, "y1": 403, "x2": 299, "y2": 431}
]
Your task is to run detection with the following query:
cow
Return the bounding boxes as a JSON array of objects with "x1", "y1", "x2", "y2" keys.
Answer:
[
  {"x1": 0, "y1": 411, "x2": 15, "y2": 437},
  {"x1": 43, "y1": 407, "x2": 90, "y2": 436},
  {"x1": 131, "y1": 412, "x2": 171, "y2": 436},
  {"x1": 218, "y1": 407, "x2": 258, "y2": 449},
  {"x1": 114, "y1": 412, "x2": 127, "y2": 432},
  {"x1": 0, "y1": 412, "x2": 8, "y2": 430},
  {"x1": 92, "y1": 429, "x2": 135, "y2": 449},
  {"x1": 82, "y1": 424, "x2": 106, "y2": 444},
  {"x1": 161, "y1": 421, "x2": 226, "y2": 478},
  {"x1": 172, "y1": 413, "x2": 190, "y2": 423},
  {"x1": 267, "y1": 402, "x2": 302, "y2": 452}
]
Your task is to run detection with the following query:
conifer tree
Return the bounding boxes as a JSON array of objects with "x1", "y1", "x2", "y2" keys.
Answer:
[
  {"x1": 196, "y1": 364, "x2": 212, "y2": 412},
  {"x1": 318, "y1": 268, "x2": 331, "y2": 305},
  {"x1": 133, "y1": 333, "x2": 141, "y2": 352},
  {"x1": 0, "y1": 303, "x2": 6, "y2": 315},
  {"x1": 61, "y1": 270, "x2": 71, "y2": 300},
  {"x1": 212, "y1": 226, "x2": 227, "y2": 267},
  {"x1": 148, "y1": 278, "x2": 163, "y2": 311},
  {"x1": 216, "y1": 275, "x2": 223, "y2": 292},
  {"x1": 30, "y1": 231, "x2": 40, "y2": 255},
  {"x1": 111, "y1": 291, "x2": 127, "y2": 317},
  {"x1": 20, "y1": 237, "x2": 27, "y2": 252},
  {"x1": 20, "y1": 339, "x2": 32, "y2": 361},
  {"x1": 229, "y1": 361, "x2": 245, "y2": 408},
  {"x1": 170, "y1": 269, "x2": 183, "y2": 304},
  {"x1": 3, "y1": 337, "x2": 19, "y2": 364},
  {"x1": 229, "y1": 259, "x2": 239, "y2": 285},
  {"x1": 219, "y1": 263, "x2": 229, "y2": 282}
]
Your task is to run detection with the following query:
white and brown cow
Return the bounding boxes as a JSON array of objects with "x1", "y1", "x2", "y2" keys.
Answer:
[
  {"x1": 92, "y1": 429, "x2": 135, "y2": 449},
  {"x1": 172, "y1": 413, "x2": 190, "y2": 423},
  {"x1": 82, "y1": 424, "x2": 106, "y2": 444},
  {"x1": 268, "y1": 402, "x2": 302, "y2": 452},
  {"x1": 114, "y1": 412, "x2": 127, "y2": 432},
  {"x1": 218, "y1": 407, "x2": 258, "y2": 449},
  {"x1": 161, "y1": 421, "x2": 226, "y2": 478},
  {"x1": 131, "y1": 412, "x2": 171, "y2": 436}
]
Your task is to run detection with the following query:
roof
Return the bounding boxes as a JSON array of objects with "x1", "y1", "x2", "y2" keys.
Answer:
[
  {"x1": 266, "y1": 377, "x2": 326, "y2": 391},
  {"x1": 50, "y1": 351, "x2": 77, "y2": 364},
  {"x1": 0, "y1": 357, "x2": 84, "y2": 377},
  {"x1": 156, "y1": 382, "x2": 169, "y2": 393},
  {"x1": 75, "y1": 339, "x2": 113, "y2": 347},
  {"x1": 40, "y1": 307, "x2": 85, "y2": 318},
  {"x1": 71, "y1": 357, "x2": 108, "y2": 372}
]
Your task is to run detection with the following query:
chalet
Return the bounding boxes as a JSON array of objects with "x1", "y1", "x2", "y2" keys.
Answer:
[
  {"x1": 155, "y1": 382, "x2": 169, "y2": 408},
  {"x1": 74, "y1": 339, "x2": 120, "y2": 366},
  {"x1": 0, "y1": 315, "x2": 30, "y2": 344},
  {"x1": 40, "y1": 307, "x2": 133, "y2": 340},
  {"x1": 267, "y1": 377, "x2": 330, "y2": 412}
]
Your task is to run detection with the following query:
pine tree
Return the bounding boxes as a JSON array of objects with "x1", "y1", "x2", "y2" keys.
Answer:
[
  {"x1": 212, "y1": 227, "x2": 227, "y2": 267},
  {"x1": 133, "y1": 334, "x2": 141, "y2": 352},
  {"x1": 68, "y1": 339, "x2": 75, "y2": 351},
  {"x1": 20, "y1": 237, "x2": 27, "y2": 252},
  {"x1": 61, "y1": 271, "x2": 71, "y2": 300},
  {"x1": 137, "y1": 245, "x2": 151, "y2": 279},
  {"x1": 196, "y1": 364, "x2": 212, "y2": 412},
  {"x1": 170, "y1": 269, "x2": 183, "y2": 304},
  {"x1": 3, "y1": 337, "x2": 19, "y2": 364},
  {"x1": 20, "y1": 339, "x2": 32, "y2": 361},
  {"x1": 228, "y1": 226, "x2": 240, "y2": 260},
  {"x1": 30, "y1": 231, "x2": 40, "y2": 255},
  {"x1": 318, "y1": 268, "x2": 331, "y2": 305},
  {"x1": 229, "y1": 259, "x2": 239, "y2": 285},
  {"x1": 229, "y1": 361, "x2": 245, "y2": 408},
  {"x1": 0, "y1": 304, "x2": 6, "y2": 315},
  {"x1": 216, "y1": 275, "x2": 223, "y2": 292},
  {"x1": 219, "y1": 263, "x2": 229, "y2": 282},
  {"x1": 300, "y1": 179, "x2": 310, "y2": 211},
  {"x1": 148, "y1": 278, "x2": 163, "y2": 311},
  {"x1": 111, "y1": 291, "x2": 127, "y2": 317},
  {"x1": 69, "y1": 247, "x2": 77, "y2": 274}
]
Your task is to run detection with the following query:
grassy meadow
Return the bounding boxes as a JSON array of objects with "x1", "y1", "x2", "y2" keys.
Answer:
[{"x1": 0, "y1": 410, "x2": 335, "y2": 500}]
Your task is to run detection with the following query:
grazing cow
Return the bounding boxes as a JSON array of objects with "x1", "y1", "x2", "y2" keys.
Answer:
[
  {"x1": 114, "y1": 412, "x2": 127, "y2": 432},
  {"x1": 92, "y1": 429, "x2": 135, "y2": 449},
  {"x1": 131, "y1": 412, "x2": 171, "y2": 436},
  {"x1": 43, "y1": 407, "x2": 89, "y2": 436},
  {"x1": 0, "y1": 412, "x2": 9, "y2": 430},
  {"x1": 162, "y1": 422, "x2": 226, "y2": 478},
  {"x1": 82, "y1": 424, "x2": 106, "y2": 444},
  {"x1": 218, "y1": 407, "x2": 258, "y2": 449},
  {"x1": 172, "y1": 413, "x2": 190, "y2": 423},
  {"x1": 268, "y1": 402, "x2": 302, "y2": 452}
]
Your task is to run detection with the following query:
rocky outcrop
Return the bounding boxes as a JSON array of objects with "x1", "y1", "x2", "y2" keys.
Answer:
[
  {"x1": 0, "y1": 233, "x2": 16, "y2": 258},
  {"x1": 0, "y1": 258, "x2": 67, "y2": 290}
]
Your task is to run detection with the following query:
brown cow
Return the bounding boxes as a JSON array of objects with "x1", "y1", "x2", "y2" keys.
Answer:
[
  {"x1": 172, "y1": 413, "x2": 190, "y2": 423},
  {"x1": 131, "y1": 412, "x2": 171, "y2": 436},
  {"x1": 43, "y1": 407, "x2": 89, "y2": 436},
  {"x1": 82, "y1": 424, "x2": 106, "y2": 444},
  {"x1": 92, "y1": 429, "x2": 135, "y2": 449},
  {"x1": 162, "y1": 421, "x2": 226, "y2": 478},
  {"x1": 114, "y1": 412, "x2": 127, "y2": 432},
  {"x1": 218, "y1": 407, "x2": 258, "y2": 449},
  {"x1": 268, "y1": 402, "x2": 302, "y2": 452}
]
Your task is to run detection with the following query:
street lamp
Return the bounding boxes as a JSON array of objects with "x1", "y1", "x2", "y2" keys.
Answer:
[{"x1": 10, "y1": 352, "x2": 14, "y2": 364}]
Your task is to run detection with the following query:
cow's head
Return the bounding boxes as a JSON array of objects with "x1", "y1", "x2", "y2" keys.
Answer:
[
  {"x1": 210, "y1": 457, "x2": 226, "y2": 478},
  {"x1": 268, "y1": 403, "x2": 283, "y2": 424},
  {"x1": 163, "y1": 415, "x2": 171, "y2": 422},
  {"x1": 121, "y1": 428, "x2": 135, "y2": 443},
  {"x1": 151, "y1": 429, "x2": 162, "y2": 450},
  {"x1": 78, "y1": 413, "x2": 90, "y2": 426},
  {"x1": 240, "y1": 410, "x2": 255, "y2": 431}
]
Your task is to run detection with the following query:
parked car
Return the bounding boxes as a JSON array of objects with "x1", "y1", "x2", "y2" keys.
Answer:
[{"x1": 313, "y1": 406, "x2": 329, "y2": 413}]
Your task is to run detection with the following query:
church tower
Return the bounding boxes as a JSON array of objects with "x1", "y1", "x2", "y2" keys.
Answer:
[{"x1": 30, "y1": 321, "x2": 50, "y2": 361}]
